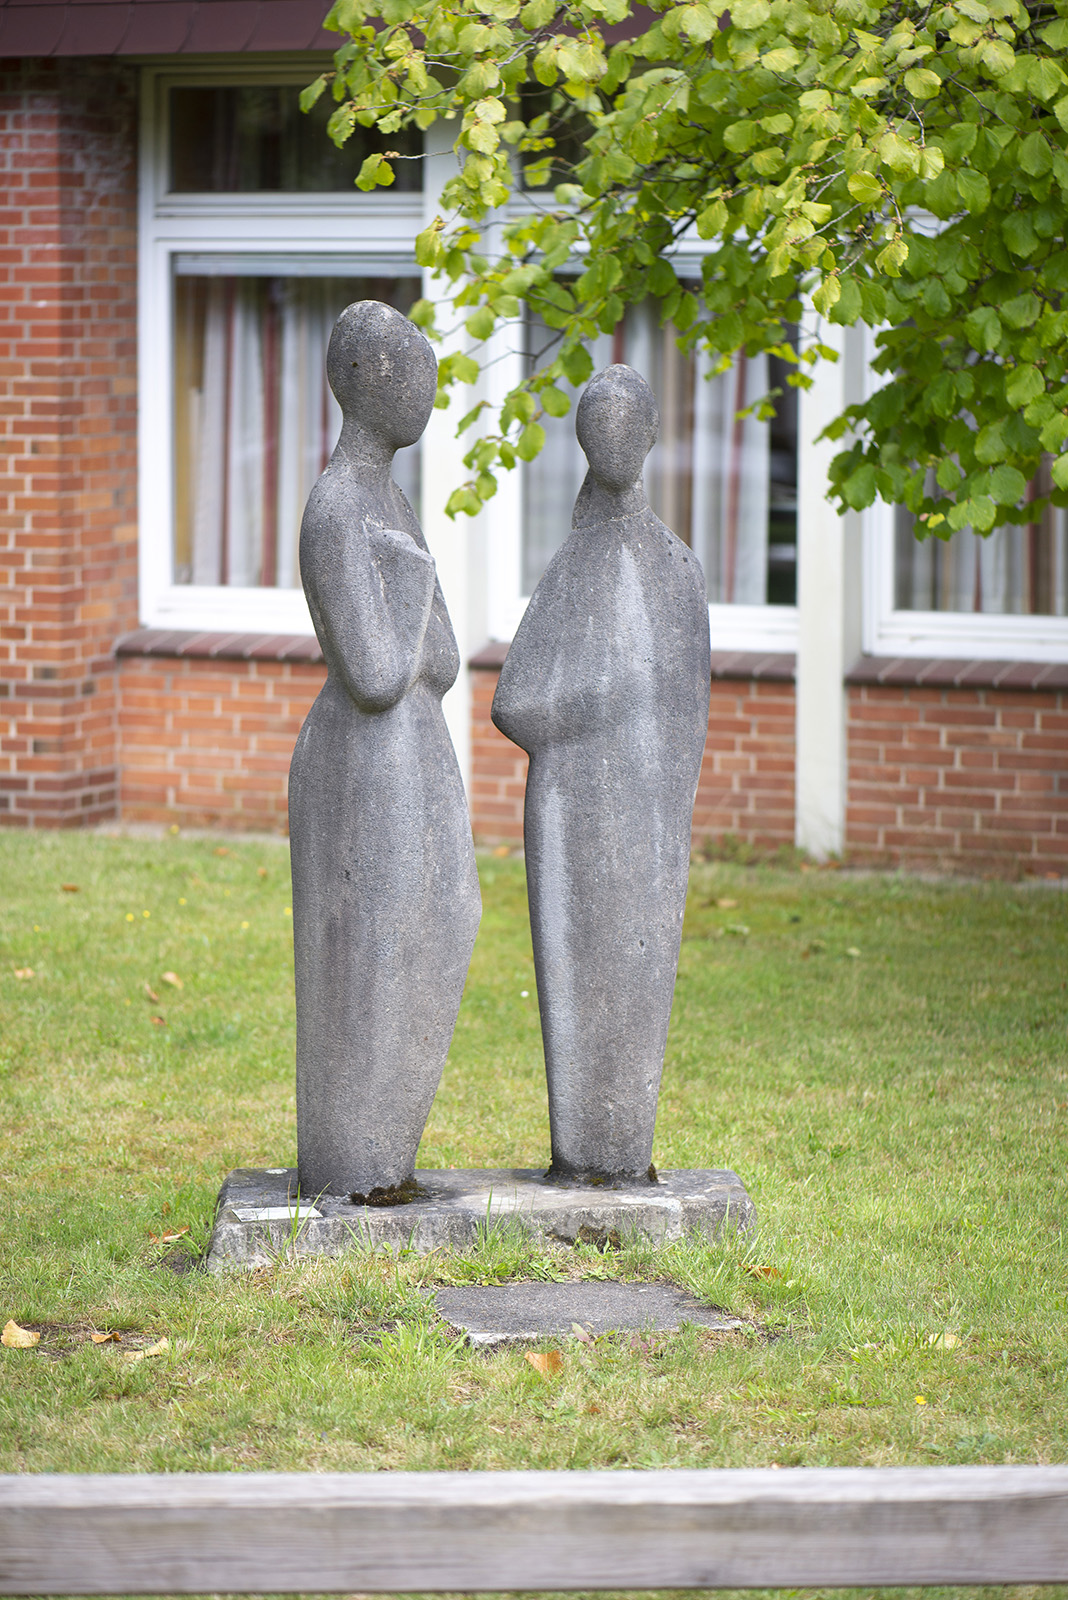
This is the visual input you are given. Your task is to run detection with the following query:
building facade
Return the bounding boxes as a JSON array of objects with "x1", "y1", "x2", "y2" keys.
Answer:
[{"x1": 1, "y1": 0, "x2": 1066, "y2": 872}]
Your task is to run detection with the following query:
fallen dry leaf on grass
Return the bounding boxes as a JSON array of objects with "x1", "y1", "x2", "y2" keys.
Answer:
[
  {"x1": 2, "y1": 1320, "x2": 40, "y2": 1348},
  {"x1": 91, "y1": 1331, "x2": 121, "y2": 1345},
  {"x1": 257, "y1": 867, "x2": 268, "y2": 878},
  {"x1": 61, "y1": 883, "x2": 80, "y2": 893},
  {"x1": 148, "y1": 1226, "x2": 189, "y2": 1245},
  {"x1": 927, "y1": 1331, "x2": 959, "y2": 1350},
  {"x1": 716, "y1": 897, "x2": 738, "y2": 909},
  {"x1": 123, "y1": 1337, "x2": 169, "y2": 1362},
  {"x1": 143, "y1": 981, "x2": 160, "y2": 1002},
  {"x1": 150, "y1": 1015, "x2": 166, "y2": 1026},
  {"x1": 13, "y1": 968, "x2": 34, "y2": 981},
  {"x1": 744, "y1": 1265, "x2": 781, "y2": 1280},
  {"x1": 214, "y1": 847, "x2": 230, "y2": 857},
  {"x1": 492, "y1": 845, "x2": 510, "y2": 858},
  {"x1": 525, "y1": 1350, "x2": 564, "y2": 1377},
  {"x1": 161, "y1": 971, "x2": 183, "y2": 989}
]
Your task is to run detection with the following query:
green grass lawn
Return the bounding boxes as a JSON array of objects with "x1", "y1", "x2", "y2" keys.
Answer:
[{"x1": 0, "y1": 831, "x2": 1066, "y2": 1598}]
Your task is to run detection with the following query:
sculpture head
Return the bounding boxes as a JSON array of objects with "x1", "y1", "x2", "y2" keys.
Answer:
[
  {"x1": 327, "y1": 300, "x2": 437, "y2": 451},
  {"x1": 575, "y1": 365, "x2": 659, "y2": 491}
]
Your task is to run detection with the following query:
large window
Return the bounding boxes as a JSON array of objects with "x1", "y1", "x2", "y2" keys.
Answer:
[
  {"x1": 522, "y1": 303, "x2": 798, "y2": 609},
  {"x1": 173, "y1": 272, "x2": 420, "y2": 590},
  {"x1": 169, "y1": 85, "x2": 421, "y2": 194},
  {"x1": 139, "y1": 66, "x2": 425, "y2": 634}
]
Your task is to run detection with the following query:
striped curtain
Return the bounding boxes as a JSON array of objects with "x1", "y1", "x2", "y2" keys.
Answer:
[{"x1": 173, "y1": 275, "x2": 421, "y2": 589}]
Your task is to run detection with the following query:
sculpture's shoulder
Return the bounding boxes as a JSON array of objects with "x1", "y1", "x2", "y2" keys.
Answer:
[
  {"x1": 621, "y1": 510, "x2": 708, "y2": 607},
  {"x1": 300, "y1": 462, "x2": 375, "y2": 560}
]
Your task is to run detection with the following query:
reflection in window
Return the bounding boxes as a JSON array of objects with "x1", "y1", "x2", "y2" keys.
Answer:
[
  {"x1": 895, "y1": 467, "x2": 1068, "y2": 615},
  {"x1": 169, "y1": 86, "x2": 422, "y2": 193},
  {"x1": 522, "y1": 303, "x2": 797, "y2": 604},
  {"x1": 173, "y1": 275, "x2": 421, "y2": 588}
]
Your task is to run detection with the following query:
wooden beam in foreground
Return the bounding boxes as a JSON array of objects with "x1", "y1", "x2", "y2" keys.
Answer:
[{"x1": 2, "y1": 1466, "x2": 1067, "y2": 1594}]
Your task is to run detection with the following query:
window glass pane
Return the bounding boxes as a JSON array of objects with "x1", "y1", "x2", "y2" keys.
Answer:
[
  {"x1": 895, "y1": 471, "x2": 1068, "y2": 615},
  {"x1": 169, "y1": 86, "x2": 422, "y2": 193},
  {"x1": 522, "y1": 302, "x2": 797, "y2": 605},
  {"x1": 173, "y1": 275, "x2": 421, "y2": 589}
]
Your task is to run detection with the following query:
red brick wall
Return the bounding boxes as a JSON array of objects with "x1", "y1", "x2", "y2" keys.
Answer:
[
  {"x1": 694, "y1": 678, "x2": 795, "y2": 850},
  {"x1": 470, "y1": 664, "x2": 527, "y2": 842},
  {"x1": 119, "y1": 656, "x2": 325, "y2": 830},
  {"x1": 469, "y1": 667, "x2": 797, "y2": 852},
  {"x1": 847, "y1": 683, "x2": 1068, "y2": 874},
  {"x1": 0, "y1": 59, "x2": 138, "y2": 826}
]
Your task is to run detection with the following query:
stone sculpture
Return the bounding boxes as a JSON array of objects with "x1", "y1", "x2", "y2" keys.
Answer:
[
  {"x1": 491, "y1": 365, "x2": 711, "y2": 1186},
  {"x1": 289, "y1": 300, "x2": 481, "y2": 1201}
]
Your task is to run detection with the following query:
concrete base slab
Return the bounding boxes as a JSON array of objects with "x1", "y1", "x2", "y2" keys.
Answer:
[
  {"x1": 429, "y1": 1281, "x2": 748, "y2": 1345},
  {"x1": 206, "y1": 1166, "x2": 755, "y2": 1271}
]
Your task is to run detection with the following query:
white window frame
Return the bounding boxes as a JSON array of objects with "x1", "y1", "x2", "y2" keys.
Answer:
[
  {"x1": 137, "y1": 60, "x2": 425, "y2": 634},
  {"x1": 863, "y1": 498, "x2": 1068, "y2": 662},
  {"x1": 853, "y1": 315, "x2": 1068, "y2": 662}
]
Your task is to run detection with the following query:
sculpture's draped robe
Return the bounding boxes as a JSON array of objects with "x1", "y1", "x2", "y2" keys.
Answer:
[
  {"x1": 290, "y1": 462, "x2": 480, "y2": 1197},
  {"x1": 493, "y1": 507, "x2": 710, "y2": 1181}
]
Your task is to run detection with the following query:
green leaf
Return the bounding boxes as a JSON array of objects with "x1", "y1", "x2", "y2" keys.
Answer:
[
  {"x1": 956, "y1": 170, "x2": 990, "y2": 211},
  {"x1": 723, "y1": 121, "x2": 758, "y2": 153},
  {"x1": 1030, "y1": 55, "x2": 1066, "y2": 102},
  {"x1": 356, "y1": 153, "x2": 394, "y2": 190},
  {"x1": 812, "y1": 275, "x2": 840, "y2": 315},
  {"x1": 679, "y1": 3, "x2": 717, "y2": 43},
  {"x1": 1039, "y1": 413, "x2": 1068, "y2": 452},
  {"x1": 904, "y1": 67, "x2": 940, "y2": 98},
  {"x1": 964, "y1": 306, "x2": 1002, "y2": 352},
  {"x1": 847, "y1": 171, "x2": 883, "y2": 205},
  {"x1": 922, "y1": 279, "x2": 951, "y2": 318},
  {"x1": 540, "y1": 385, "x2": 570, "y2": 418},
  {"x1": 974, "y1": 419, "x2": 1007, "y2": 464},
  {"x1": 988, "y1": 464, "x2": 1027, "y2": 505},
  {"x1": 696, "y1": 199, "x2": 729, "y2": 238},
  {"x1": 414, "y1": 222, "x2": 444, "y2": 267},
  {"x1": 875, "y1": 237, "x2": 908, "y2": 277},
  {"x1": 828, "y1": 273, "x2": 863, "y2": 324},
  {"x1": 877, "y1": 131, "x2": 920, "y2": 174},
  {"x1": 730, "y1": 0, "x2": 770, "y2": 23},
  {"x1": 560, "y1": 343, "x2": 593, "y2": 385},
  {"x1": 516, "y1": 422, "x2": 546, "y2": 461},
  {"x1": 465, "y1": 306, "x2": 496, "y2": 340},
  {"x1": 1051, "y1": 454, "x2": 1068, "y2": 491},
  {"x1": 841, "y1": 463, "x2": 877, "y2": 509},
  {"x1": 1018, "y1": 132, "x2": 1052, "y2": 178},
  {"x1": 1005, "y1": 364, "x2": 1044, "y2": 408},
  {"x1": 1002, "y1": 210, "x2": 1038, "y2": 258},
  {"x1": 300, "y1": 76, "x2": 328, "y2": 112},
  {"x1": 1001, "y1": 292, "x2": 1040, "y2": 330},
  {"x1": 960, "y1": 494, "x2": 997, "y2": 532}
]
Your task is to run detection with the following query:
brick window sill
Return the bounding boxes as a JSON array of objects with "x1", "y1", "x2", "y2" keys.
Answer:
[
  {"x1": 847, "y1": 656, "x2": 1068, "y2": 690},
  {"x1": 115, "y1": 629, "x2": 323, "y2": 664},
  {"x1": 470, "y1": 644, "x2": 798, "y2": 682}
]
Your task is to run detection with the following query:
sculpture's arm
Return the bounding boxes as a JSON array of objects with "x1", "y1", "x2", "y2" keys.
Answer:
[{"x1": 306, "y1": 521, "x2": 437, "y2": 714}]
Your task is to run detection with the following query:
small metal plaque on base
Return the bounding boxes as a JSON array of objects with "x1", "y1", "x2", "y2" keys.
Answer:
[{"x1": 206, "y1": 1167, "x2": 755, "y2": 1271}]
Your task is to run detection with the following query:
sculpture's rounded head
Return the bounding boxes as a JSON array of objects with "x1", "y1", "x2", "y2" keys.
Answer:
[
  {"x1": 575, "y1": 364, "x2": 659, "y2": 491},
  {"x1": 327, "y1": 299, "x2": 437, "y2": 450}
]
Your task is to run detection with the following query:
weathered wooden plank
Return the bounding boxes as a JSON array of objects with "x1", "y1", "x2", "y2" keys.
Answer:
[{"x1": 1, "y1": 1466, "x2": 1067, "y2": 1594}]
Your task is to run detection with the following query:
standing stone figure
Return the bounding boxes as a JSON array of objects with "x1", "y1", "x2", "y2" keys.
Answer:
[
  {"x1": 492, "y1": 365, "x2": 711, "y2": 1185},
  {"x1": 289, "y1": 300, "x2": 481, "y2": 1200}
]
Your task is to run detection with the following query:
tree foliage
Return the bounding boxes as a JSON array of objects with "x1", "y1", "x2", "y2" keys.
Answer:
[{"x1": 305, "y1": 0, "x2": 1068, "y2": 532}]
